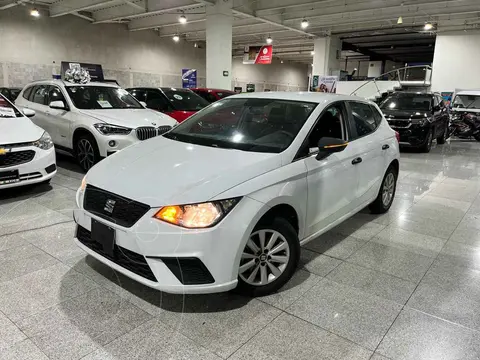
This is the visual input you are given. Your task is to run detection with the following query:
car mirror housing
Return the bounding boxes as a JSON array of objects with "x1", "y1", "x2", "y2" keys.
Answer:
[
  {"x1": 316, "y1": 137, "x2": 348, "y2": 160},
  {"x1": 49, "y1": 100, "x2": 67, "y2": 110},
  {"x1": 22, "y1": 108, "x2": 36, "y2": 118}
]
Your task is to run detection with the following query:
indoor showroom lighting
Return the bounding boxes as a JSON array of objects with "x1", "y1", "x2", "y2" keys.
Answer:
[
  {"x1": 30, "y1": 8, "x2": 40, "y2": 17},
  {"x1": 266, "y1": 35, "x2": 273, "y2": 44},
  {"x1": 310, "y1": 50, "x2": 315, "y2": 55},
  {"x1": 172, "y1": 34, "x2": 180, "y2": 42},
  {"x1": 301, "y1": 18, "x2": 309, "y2": 28},
  {"x1": 179, "y1": 14, "x2": 187, "y2": 24},
  {"x1": 424, "y1": 22, "x2": 433, "y2": 30},
  {"x1": 397, "y1": 16, "x2": 403, "y2": 24}
]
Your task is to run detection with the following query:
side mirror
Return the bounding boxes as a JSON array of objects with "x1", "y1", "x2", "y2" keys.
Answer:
[
  {"x1": 140, "y1": 101, "x2": 147, "y2": 108},
  {"x1": 22, "y1": 108, "x2": 35, "y2": 118},
  {"x1": 315, "y1": 137, "x2": 348, "y2": 160},
  {"x1": 49, "y1": 100, "x2": 67, "y2": 110}
]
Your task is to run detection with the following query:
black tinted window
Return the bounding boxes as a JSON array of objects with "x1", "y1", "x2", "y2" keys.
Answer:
[
  {"x1": 32, "y1": 85, "x2": 48, "y2": 105},
  {"x1": 146, "y1": 90, "x2": 170, "y2": 111},
  {"x1": 128, "y1": 89, "x2": 147, "y2": 103},
  {"x1": 380, "y1": 93, "x2": 432, "y2": 111},
  {"x1": 48, "y1": 86, "x2": 66, "y2": 104},
  {"x1": 23, "y1": 86, "x2": 34, "y2": 100},
  {"x1": 349, "y1": 102, "x2": 378, "y2": 138},
  {"x1": 162, "y1": 88, "x2": 209, "y2": 111},
  {"x1": 371, "y1": 105, "x2": 383, "y2": 127}
]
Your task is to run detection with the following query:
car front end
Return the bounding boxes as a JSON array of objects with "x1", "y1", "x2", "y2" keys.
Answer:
[
  {"x1": 385, "y1": 114, "x2": 434, "y2": 147},
  {"x1": 0, "y1": 131, "x2": 56, "y2": 189}
]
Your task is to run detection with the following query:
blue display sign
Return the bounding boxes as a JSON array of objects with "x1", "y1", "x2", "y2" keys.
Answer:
[{"x1": 182, "y1": 68, "x2": 197, "y2": 89}]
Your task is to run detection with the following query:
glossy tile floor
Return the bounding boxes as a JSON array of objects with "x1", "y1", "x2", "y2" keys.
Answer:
[{"x1": 1, "y1": 140, "x2": 480, "y2": 360}]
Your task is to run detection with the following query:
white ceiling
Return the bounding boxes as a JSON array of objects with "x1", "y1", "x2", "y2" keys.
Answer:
[{"x1": 3, "y1": 0, "x2": 480, "y2": 63}]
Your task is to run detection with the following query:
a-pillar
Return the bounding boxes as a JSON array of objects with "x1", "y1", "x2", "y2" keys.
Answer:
[
  {"x1": 206, "y1": 0, "x2": 233, "y2": 90},
  {"x1": 312, "y1": 36, "x2": 342, "y2": 77}
]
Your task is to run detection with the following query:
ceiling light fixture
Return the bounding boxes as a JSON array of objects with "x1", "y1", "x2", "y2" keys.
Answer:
[
  {"x1": 310, "y1": 50, "x2": 315, "y2": 55},
  {"x1": 179, "y1": 14, "x2": 187, "y2": 24},
  {"x1": 281, "y1": 60, "x2": 284, "y2": 64},
  {"x1": 173, "y1": 34, "x2": 180, "y2": 42},
  {"x1": 397, "y1": 16, "x2": 403, "y2": 24},
  {"x1": 30, "y1": 8, "x2": 40, "y2": 17},
  {"x1": 301, "y1": 18, "x2": 309, "y2": 29},
  {"x1": 194, "y1": 42, "x2": 198, "y2": 48},
  {"x1": 424, "y1": 22, "x2": 433, "y2": 30},
  {"x1": 266, "y1": 35, "x2": 272, "y2": 44}
]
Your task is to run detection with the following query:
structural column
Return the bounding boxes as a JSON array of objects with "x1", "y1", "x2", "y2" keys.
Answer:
[
  {"x1": 206, "y1": 0, "x2": 233, "y2": 89},
  {"x1": 312, "y1": 36, "x2": 342, "y2": 77}
]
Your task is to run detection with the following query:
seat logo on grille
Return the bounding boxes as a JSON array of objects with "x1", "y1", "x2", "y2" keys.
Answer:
[{"x1": 104, "y1": 199, "x2": 116, "y2": 214}]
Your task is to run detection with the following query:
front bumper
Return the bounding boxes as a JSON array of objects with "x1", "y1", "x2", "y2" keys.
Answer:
[
  {"x1": 394, "y1": 125, "x2": 431, "y2": 147},
  {"x1": 0, "y1": 146, "x2": 56, "y2": 189},
  {"x1": 95, "y1": 133, "x2": 139, "y2": 158},
  {"x1": 72, "y1": 195, "x2": 263, "y2": 294}
]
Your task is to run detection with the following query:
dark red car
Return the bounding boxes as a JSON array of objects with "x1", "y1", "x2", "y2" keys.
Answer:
[
  {"x1": 191, "y1": 88, "x2": 236, "y2": 103},
  {"x1": 127, "y1": 87, "x2": 209, "y2": 122}
]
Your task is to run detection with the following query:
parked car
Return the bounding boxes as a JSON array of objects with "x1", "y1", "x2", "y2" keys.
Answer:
[
  {"x1": 379, "y1": 91, "x2": 449, "y2": 152},
  {"x1": 127, "y1": 87, "x2": 209, "y2": 123},
  {"x1": 0, "y1": 87, "x2": 22, "y2": 102},
  {"x1": 191, "y1": 88, "x2": 236, "y2": 103},
  {"x1": 15, "y1": 80, "x2": 177, "y2": 172},
  {"x1": 0, "y1": 93, "x2": 56, "y2": 189},
  {"x1": 73, "y1": 92, "x2": 399, "y2": 296}
]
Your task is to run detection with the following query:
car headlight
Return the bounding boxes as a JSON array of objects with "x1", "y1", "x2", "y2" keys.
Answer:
[
  {"x1": 94, "y1": 123, "x2": 132, "y2": 135},
  {"x1": 33, "y1": 131, "x2": 53, "y2": 150},
  {"x1": 80, "y1": 175, "x2": 87, "y2": 191},
  {"x1": 153, "y1": 198, "x2": 241, "y2": 228},
  {"x1": 414, "y1": 117, "x2": 431, "y2": 127}
]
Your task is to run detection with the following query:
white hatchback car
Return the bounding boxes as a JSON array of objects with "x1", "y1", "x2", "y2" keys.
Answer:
[
  {"x1": 15, "y1": 80, "x2": 177, "y2": 172},
  {"x1": 0, "y1": 94, "x2": 56, "y2": 189},
  {"x1": 73, "y1": 92, "x2": 400, "y2": 296}
]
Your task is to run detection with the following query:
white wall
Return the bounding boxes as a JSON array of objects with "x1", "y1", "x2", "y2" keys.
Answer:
[
  {"x1": 367, "y1": 61, "x2": 383, "y2": 78},
  {"x1": 344, "y1": 59, "x2": 370, "y2": 77},
  {"x1": 431, "y1": 30, "x2": 480, "y2": 92},
  {"x1": 232, "y1": 58, "x2": 308, "y2": 92},
  {"x1": 0, "y1": 7, "x2": 308, "y2": 91}
]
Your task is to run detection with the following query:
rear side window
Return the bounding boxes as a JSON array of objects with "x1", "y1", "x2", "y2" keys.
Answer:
[
  {"x1": 23, "y1": 86, "x2": 34, "y2": 100},
  {"x1": 31, "y1": 85, "x2": 48, "y2": 105},
  {"x1": 349, "y1": 101, "x2": 379, "y2": 139},
  {"x1": 370, "y1": 105, "x2": 384, "y2": 127},
  {"x1": 128, "y1": 89, "x2": 147, "y2": 103}
]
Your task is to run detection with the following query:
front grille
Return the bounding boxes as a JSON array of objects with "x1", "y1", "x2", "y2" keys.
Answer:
[
  {"x1": 76, "y1": 225, "x2": 157, "y2": 282},
  {"x1": 387, "y1": 119, "x2": 411, "y2": 129},
  {"x1": 0, "y1": 150, "x2": 35, "y2": 168},
  {"x1": 136, "y1": 126, "x2": 172, "y2": 140},
  {"x1": 158, "y1": 257, "x2": 215, "y2": 285},
  {"x1": 83, "y1": 185, "x2": 150, "y2": 228},
  {"x1": 0, "y1": 141, "x2": 33, "y2": 149},
  {"x1": 20, "y1": 172, "x2": 42, "y2": 180}
]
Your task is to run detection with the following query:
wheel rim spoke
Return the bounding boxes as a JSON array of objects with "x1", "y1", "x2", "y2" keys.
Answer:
[
  {"x1": 246, "y1": 239, "x2": 260, "y2": 253},
  {"x1": 258, "y1": 231, "x2": 266, "y2": 252},
  {"x1": 247, "y1": 265, "x2": 260, "y2": 282},
  {"x1": 267, "y1": 262, "x2": 281, "y2": 277},
  {"x1": 265, "y1": 232, "x2": 279, "y2": 250},
  {"x1": 260, "y1": 265, "x2": 268, "y2": 285},
  {"x1": 270, "y1": 241, "x2": 287, "y2": 255},
  {"x1": 239, "y1": 259, "x2": 256, "y2": 273},
  {"x1": 270, "y1": 255, "x2": 288, "y2": 264},
  {"x1": 241, "y1": 252, "x2": 256, "y2": 260}
]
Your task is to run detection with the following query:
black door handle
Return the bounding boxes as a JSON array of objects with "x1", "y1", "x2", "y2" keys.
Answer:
[
  {"x1": 352, "y1": 157, "x2": 362, "y2": 165},
  {"x1": 382, "y1": 144, "x2": 390, "y2": 150}
]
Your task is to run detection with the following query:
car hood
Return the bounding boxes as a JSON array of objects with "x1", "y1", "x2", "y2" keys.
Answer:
[
  {"x1": 0, "y1": 116, "x2": 44, "y2": 145},
  {"x1": 382, "y1": 109, "x2": 430, "y2": 120},
  {"x1": 86, "y1": 137, "x2": 280, "y2": 206},
  {"x1": 78, "y1": 108, "x2": 177, "y2": 128}
]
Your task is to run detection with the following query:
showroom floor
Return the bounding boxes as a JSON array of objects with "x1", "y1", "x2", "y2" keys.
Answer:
[{"x1": 1, "y1": 140, "x2": 480, "y2": 360}]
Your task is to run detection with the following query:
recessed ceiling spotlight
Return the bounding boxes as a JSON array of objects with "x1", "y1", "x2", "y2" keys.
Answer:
[
  {"x1": 266, "y1": 35, "x2": 272, "y2": 44},
  {"x1": 424, "y1": 22, "x2": 433, "y2": 30},
  {"x1": 301, "y1": 18, "x2": 309, "y2": 29},
  {"x1": 30, "y1": 8, "x2": 40, "y2": 17},
  {"x1": 310, "y1": 51, "x2": 315, "y2": 55},
  {"x1": 173, "y1": 34, "x2": 180, "y2": 42},
  {"x1": 281, "y1": 60, "x2": 284, "y2": 64},
  {"x1": 194, "y1": 42, "x2": 198, "y2": 48},
  {"x1": 179, "y1": 14, "x2": 187, "y2": 24}
]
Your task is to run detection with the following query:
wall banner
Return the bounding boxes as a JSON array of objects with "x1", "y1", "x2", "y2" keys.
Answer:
[
  {"x1": 311, "y1": 75, "x2": 338, "y2": 93},
  {"x1": 182, "y1": 69, "x2": 197, "y2": 89},
  {"x1": 243, "y1": 45, "x2": 273, "y2": 65}
]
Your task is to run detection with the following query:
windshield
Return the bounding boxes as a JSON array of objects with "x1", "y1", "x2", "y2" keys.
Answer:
[
  {"x1": 453, "y1": 94, "x2": 480, "y2": 109},
  {"x1": 163, "y1": 98, "x2": 317, "y2": 153},
  {"x1": 0, "y1": 95, "x2": 22, "y2": 118},
  {"x1": 217, "y1": 91, "x2": 235, "y2": 99},
  {"x1": 162, "y1": 88, "x2": 209, "y2": 111},
  {"x1": 66, "y1": 86, "x2": 142, "y2": 110},
  {"x1": 380, "y1": 93, "x2": 432, "y2": 111}
]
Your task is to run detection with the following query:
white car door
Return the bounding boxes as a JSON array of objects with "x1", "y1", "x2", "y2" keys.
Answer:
[
  {"x1": 303, "y1": 102, "x2": 359, "y2": 237},
  {"x1": 346, "y1": 101, "x2": 386, "y2": 204},
  {"x1": 46, "y1": 85, "x2": 72, "y2": 148},
  {"x1": 26, "y1": 85, "x2": 59, "y2": 142}
]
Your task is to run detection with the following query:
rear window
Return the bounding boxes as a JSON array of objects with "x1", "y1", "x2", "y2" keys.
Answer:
[
  {"x1": 0, "y1": 95, "x2": 22, "y2": 118},
  {"x1": 380, "y1": 93, "x2": 432, "y2": 111},
  {"x1": 162, "y1": 88, "x2": 209, "y2": 111}
]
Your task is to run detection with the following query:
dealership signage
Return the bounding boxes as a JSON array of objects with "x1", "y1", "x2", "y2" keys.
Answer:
[
  {"x1": 61, "y1": 62, "x2": 104, "y2": 82},
  {"x1": 243, "y1": 45, "x2": 273, "y2": 65},
  {"x1": 182, "y1": 68, "x2": 197, "y2": 89},
  {"x1": 311, "y1": 75, "x2": 338, "y2": 93}
]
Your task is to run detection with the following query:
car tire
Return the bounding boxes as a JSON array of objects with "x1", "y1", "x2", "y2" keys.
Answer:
[
  {"x1": 369, "y1": 165, "x2": 397, "y2": 214},
  {"x1": 437, "y1": 125, "x2": 448, "y2": 144},
  {"x1": 474, "y1": 133, "x2": 480, "y2": 142},
  {"x1": 75, "y1": 133, "x2": 100, "y2": 172},
  {"x1": 236, "y1": 217, "x2": 300, "y2": 297},
  {"x1": 421, "y1": 129, "x2": 433, "y2": 153}
]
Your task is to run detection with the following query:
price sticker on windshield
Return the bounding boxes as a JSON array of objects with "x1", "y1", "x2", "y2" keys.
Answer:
[
  {"x1": 0, "y1": 106, "x2": 15, "y2": 117},
  {"x1": 97, "y1": 100, "x2": 113, "y2": 108},
  {"x1": 173, "y1": 94, "x2": 183, "y2": 100}
]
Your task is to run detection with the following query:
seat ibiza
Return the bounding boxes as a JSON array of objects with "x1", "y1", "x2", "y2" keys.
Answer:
[{"x1": 73, "y1": 92, "x2": 400, "y2": 296}]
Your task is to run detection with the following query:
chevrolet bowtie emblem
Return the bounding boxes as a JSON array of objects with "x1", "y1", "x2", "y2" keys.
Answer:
[{"x1": 0, "y1": 148, "x2": 7, "y2": 156}]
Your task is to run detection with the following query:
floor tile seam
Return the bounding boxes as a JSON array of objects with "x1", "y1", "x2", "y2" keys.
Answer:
[{"x1": 0, "y1": 220, "x2": 73, "y2": 238}]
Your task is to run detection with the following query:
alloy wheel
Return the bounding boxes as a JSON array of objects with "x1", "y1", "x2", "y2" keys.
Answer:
[
  {"x1": 239, "y1": 229, "x2": 290, "y2": 286},
  {"x1": 77, "y1": 139, "x2": 95, "y2": 171},
  {"x1": 382, "y1": 172, "x2": 395, "y2": 207}
]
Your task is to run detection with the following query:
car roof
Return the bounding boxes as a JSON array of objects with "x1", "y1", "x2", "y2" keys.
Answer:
[
  {"x1": 192, "y1": 88, "x2": 234, "y2": 92},
  {"x1": 25, "y1": 79, "x2": 119, "y2": 88},
  {"x1": 456, "y1": 90, "x2": 480, "y2": 96},
  {"x1": 230, "y1": 91, "x2": 371, "y2": 104}
]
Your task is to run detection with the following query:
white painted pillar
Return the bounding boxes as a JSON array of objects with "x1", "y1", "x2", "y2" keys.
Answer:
[
  {"x1": 206, "y1": 0, "x2": 233, "y2": 89},
  {"x1": 312, "y1": 36, "x2": 342, "y2": 77}
]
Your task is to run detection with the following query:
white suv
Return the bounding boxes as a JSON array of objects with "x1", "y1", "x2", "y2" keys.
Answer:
[{"x1": 16, "y1": 80, "x2": 177, "y2": 172}]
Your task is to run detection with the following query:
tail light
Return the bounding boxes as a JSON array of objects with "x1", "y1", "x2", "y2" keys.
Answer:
[{"x1": 395, "y1": 131, "x2": 400, "y2": 143}]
